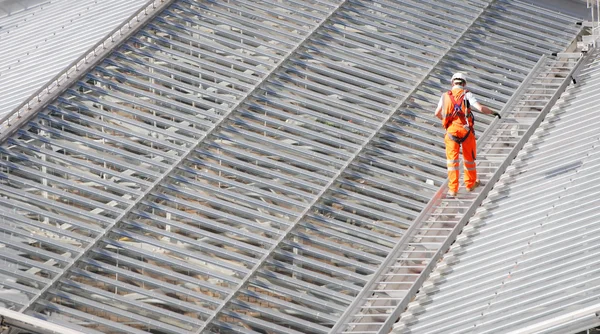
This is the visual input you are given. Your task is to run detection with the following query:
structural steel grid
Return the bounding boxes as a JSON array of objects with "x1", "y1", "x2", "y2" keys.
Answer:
[{"x1": 0, "y1": 0, "x2": 586, "y2": 333}]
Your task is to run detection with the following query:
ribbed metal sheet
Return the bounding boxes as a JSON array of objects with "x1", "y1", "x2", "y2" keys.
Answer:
[
  {"x1": 0, "y1": 0, "x2": 583, "y2": 333},
  {"x1": 394, "y1": 49, "x2": 600, "y2": 333},
  {"x1": 0, "y1": 0, "x2": 149, "y2": 118},
  {"x1": 0, "y1": 0, "x2": 47, "y2": 17}
]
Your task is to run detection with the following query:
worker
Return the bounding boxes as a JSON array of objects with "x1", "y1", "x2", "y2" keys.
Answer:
[{"x1": 435, "y1": 72, "x2": 501, "y2": 197}]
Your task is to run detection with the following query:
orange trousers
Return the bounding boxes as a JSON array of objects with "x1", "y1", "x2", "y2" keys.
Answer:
[{"x1": 445, "y1": 130, "x2": 477, "y2": 193}]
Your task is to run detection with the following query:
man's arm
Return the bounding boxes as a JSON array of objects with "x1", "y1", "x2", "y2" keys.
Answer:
[
  {"x1": 467, "y1": 92, "x2": 500, "y2": 118},
  {"x1": 473, "y1": 102, "x2": 501, "y2": 118},
  {"x1": 435, "y1": 95, "x2": 444, "y2": 120},
  {"x1": 473, "y1": 102, "x2": 492, "y2": 115},
  {"x1": 435, "y1": 105, "x2": 443, "y2": 120}
]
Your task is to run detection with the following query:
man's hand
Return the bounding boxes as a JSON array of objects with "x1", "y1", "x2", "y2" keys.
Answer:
[{"x1": 492, "y1": 111, "x2": 501, "y2": 119}]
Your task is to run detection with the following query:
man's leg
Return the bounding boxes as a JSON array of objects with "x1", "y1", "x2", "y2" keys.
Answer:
[
  {"x1": 463, "y1": 132, "x2": 478, "y2": 189},
  {"x1": 444, "y1": 134, "x2": 460, "y2": 194}
]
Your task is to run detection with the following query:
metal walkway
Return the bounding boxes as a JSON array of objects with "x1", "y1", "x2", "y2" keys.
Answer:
[
  {"x1": 336, "y1": 53, "x2": 585, "y2": 334},
  {"x1": 0, "y1": 0, "x2": 583, "y2": 333}
]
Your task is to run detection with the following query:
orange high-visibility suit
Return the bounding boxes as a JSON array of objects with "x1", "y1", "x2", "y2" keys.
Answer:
[{"x1": 442, "y1": 87, "x2": 477, "y2": 194}]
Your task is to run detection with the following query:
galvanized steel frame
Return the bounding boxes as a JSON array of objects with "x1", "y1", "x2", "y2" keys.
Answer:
[
  {"x1": 27, "y1": 0, "x2": 339, "y2": 306},
  {"x1": 11, "y1": 0, "x2": 179, "y2": 311},
  {"x1": 0, "y1": 0, "x2": 585, "y2": 333}
]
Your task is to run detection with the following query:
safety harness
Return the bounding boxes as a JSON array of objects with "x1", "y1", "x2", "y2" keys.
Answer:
[{"x1": 443, "y1": 90, "x2": 474, "y2": 144}]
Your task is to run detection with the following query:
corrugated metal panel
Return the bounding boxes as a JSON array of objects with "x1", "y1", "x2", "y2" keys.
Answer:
[
  {"x1": 0, "y1": 0, "x2": 584, "y2": 333},
  {"x1": 394, "y1": 48, "x2": 600, "y2": 333},
  {"x1": 0, "y1": 0, "x2": 149, "y2": 118},
  {"x1": 0, "y1": 0, "x2": 48, "y2": 17}
]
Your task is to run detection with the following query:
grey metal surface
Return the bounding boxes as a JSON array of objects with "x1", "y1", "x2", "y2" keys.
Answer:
[
  {"x1": 0, "y1": 0, "x2": 584, "y2": 333},
  {"x1": 393, "y1": 48, "x2": 600, "y2": 334},
  {"x1": 0, "y1": 0, "x2": 149, "y2": 119}
]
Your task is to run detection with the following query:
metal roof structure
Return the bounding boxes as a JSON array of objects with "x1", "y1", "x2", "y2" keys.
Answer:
[
  {"x1": 0, "y1": 0, "x2": 588, "y2": 333},
  {"x1": 0, "y1": 0, "x2": 149, "y2": 119},
  {"x1": 393, "y1": 46, "x2": 600, "y2": 334}
]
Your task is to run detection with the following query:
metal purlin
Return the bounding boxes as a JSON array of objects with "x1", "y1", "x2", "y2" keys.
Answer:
[
  {"x1": 0, "y1": 0, "x2": 422, "y2": 331},
  {"x1": 17, "y1": 0, "x2": 346, "y2": 319},
  {"x1": 3, "y1": 0, "x2": 180, "y2": 312},
  {"x1": 198, "y1": 1, "x2": 494, "y2": 333}
]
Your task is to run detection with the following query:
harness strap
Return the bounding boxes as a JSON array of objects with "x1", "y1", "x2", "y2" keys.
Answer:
[
  {"x1": 448, "y1": 128, "x2": 471, "y2": 144},
  {"x1": 447, "y1": 91, "x2": 464, "y2": 115},
  {"x1": 446, "y1": 90, "x2": 473, "y2": 129}
]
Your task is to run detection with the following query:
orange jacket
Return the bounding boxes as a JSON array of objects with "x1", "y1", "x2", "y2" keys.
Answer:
[{"x1": 442, "y1": 87, "x2": 473, "y2": 137}]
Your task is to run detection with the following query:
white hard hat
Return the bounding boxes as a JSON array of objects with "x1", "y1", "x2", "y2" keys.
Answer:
[{"x1": 451, "y1": 72, "x2": 467, "y2": 83}]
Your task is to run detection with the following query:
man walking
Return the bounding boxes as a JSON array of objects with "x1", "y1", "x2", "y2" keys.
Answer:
[{"x1": 435, "y1": 73, "x2": 501, "y2": 197}]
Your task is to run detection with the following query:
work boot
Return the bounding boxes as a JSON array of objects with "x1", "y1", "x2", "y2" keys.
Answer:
[
  {"x1": 447, "y1": 190, "x2": 457, "y2": 197},
  {"x1": 466, "y1": 180, "x2": 481, "y2": 192}
]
